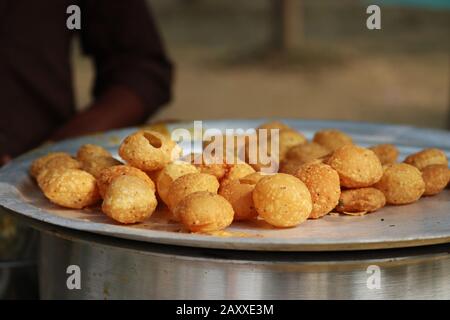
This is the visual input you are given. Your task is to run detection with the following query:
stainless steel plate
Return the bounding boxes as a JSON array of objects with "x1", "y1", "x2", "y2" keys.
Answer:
[{"x1": 0, "y1": 119, "x2": 449, "y2": 252}]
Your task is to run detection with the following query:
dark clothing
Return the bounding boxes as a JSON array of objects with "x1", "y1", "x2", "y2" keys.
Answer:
[{"x1": 0, "y1": 0, "x2": 173, "y2": 157}]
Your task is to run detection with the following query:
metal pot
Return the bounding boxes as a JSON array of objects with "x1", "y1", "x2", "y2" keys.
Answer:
[{"x1": 37, "y1": 221, "x2": 450, "y2": 299}]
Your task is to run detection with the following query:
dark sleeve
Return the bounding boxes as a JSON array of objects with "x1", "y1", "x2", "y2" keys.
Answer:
[{"x1": 80, "y1": 0, "x2": 173, "y2": 116}]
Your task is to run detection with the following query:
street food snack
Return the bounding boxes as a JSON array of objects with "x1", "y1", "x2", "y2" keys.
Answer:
[
  {"x1": 167, "y1": 173, "x2": 220, "y2": 216},
  {"x1": 295, "y1": 162, "x2": 340, "y2": 219},
  {"x1": 219, "y1": 179, "x2": 258, "y2": 221},
  {"x1": 220, "y1": 162, "x2": 255, "y2": 187},
  {"x1": 335, "y1": 188, "x2": 386, "y2": 215},
  {"x1": 253, "y1": 173, "x2": 312, "y2": 227},
  {"x1": 76, "y1": 144, "x2": 122, "y2": 178},
  {"x1": 369, "y1": 144, "x2": 399, "y2": 165},
  {"x1": 313, "y1": 129, "x2": 353, "y2": 152},
  {"x1": 374, "y1": 163, "x2": 425, "y2": 205},
  {"x1": 102, "y1": 175, "x2": 157, "y2": 224},
  {"x1": 175, "y1": 191, "x2": 234, "y2": 232},
  {"x1": 278, "y1": 129, "x2": 307, "y2": 160},
  {"x1": 257, "y1": 120, "x2": 291, "y2": 131},
  {"x1": 404, "y1": 148, "x2": 448, "y2": 170},
  {"x1": 97, "y1": 165, "x2": 155, "y2": 198},
  {"x1": 327, "y1": 145, "x2": 383, "y2": 188},
  {"x1": 30, "y1": 152, "x2": 80, "y2": 178},
  {"x1": 286, "y1": 142, "x2": 330, "y2": 163},
  {"x1": 38, "y1": 168, "x2": 100, "y2": 209},
  {"x1": 239, "y1": 172, "x2": 266, "y2": 185},
  {"x1": 279, "y1": 158, "x2": 305, "y2": 175},
  {"x1": 189, "y1": 153, "x2": 228, "y2": 180},
  {"x1": 156, "y1": 162, "x2": 199, "y2": 205},
  {"x1": 118, "y1": 130, "x2": 178, "y2": 171},
  {"x1": 421, "y1": 164, "x2": 449, "y2": 196}
]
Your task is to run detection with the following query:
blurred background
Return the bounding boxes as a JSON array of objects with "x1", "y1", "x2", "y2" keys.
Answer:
[{"x1": 73, "y1": 0, "x2": 450, "y2": 128}]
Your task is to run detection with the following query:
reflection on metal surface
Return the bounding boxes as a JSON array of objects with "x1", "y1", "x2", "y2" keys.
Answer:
[{"x1": 39, "y1": 229, "x2": 450, "y2": 299}]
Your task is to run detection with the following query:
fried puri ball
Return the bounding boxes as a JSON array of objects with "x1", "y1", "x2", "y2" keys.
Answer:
[
  {"x1": 374, "y1": 163, "x2": 425, "y2": 205},
  {"x1": 156, "y1": 162, "x2": 199, "y2": 205},
  {"x1": 313, "y1": 129, "x2": 353, "y2": 152},
  {"x1": 219, "y1": 179, "x2": 257, "y2": 221},
  {"x1": 404, "y1": 148, "x2": 448, "y2": 170},
  {"x1": 38, "y1": 168, "x2": 100, "y2": 209},
  {"x1": 189, "y1": 153, "x2": 227, "y2": 180},
  {"x1": 421, "y1": 164, "x2": 449, "y2": 196},
  {"x1": 257, "y1": 120, "x2": 291, "y2": 131},
  {"x1": 277, "y1": 129, "x2": 307, "y2": 160},
  {"x1": 202, "y1": 134, "x2": 246, "y2": 162},
  {"x1": 96, "y1": 165, "x2": 155, "y2": 198},
  {"x1": 77, "y1": 144, "x2": 111, "y2": 160},
  {"x1": 369, "y1": 144, "x2": 399, "y2": 165},
  {"x1": 253, "y1": 173, "x2": 312, "y2": 228},
  {"x1": 102, "y1": 175, "x2": 157, "y2": 224},
  {"x1": 335, "y1": 188, "x2": 386, "y2": 215},
  {"x1": 30, "y1": 152, "x2": 80, "y2": 178},
  {"x1": 118, "y1": 130, "x2": 177, "y2": 171},
  {"x1": 175, "y1": 191, "x2": 234, "y2": 233},
  {"x1": 252, "y1": 127, "x2": 306, "y2": 162},
  {"x1": 327, "y1": 145, "x2": 383, "y2": 188},
  {"x1": 239, "y1": 172, "x2": 265, "y2": 185},
  {"x1": 279, "y1": 158, "x2": 304, "y2": 175},
  {"x1": 286, "y1": 142, "x2": 330, "y2": 163},
  {"x1": 76, "y1": 144, "x2": 122, "y2": 178},
  {"x1": 220, "y1": 162, "x2": 256, "y2": 187},
  {"x1": 295, "y1": 163, "x2": 340, "y2": 219},
  {"x1": 167, "y1": 173, "x2": 220, "y2": 217}
]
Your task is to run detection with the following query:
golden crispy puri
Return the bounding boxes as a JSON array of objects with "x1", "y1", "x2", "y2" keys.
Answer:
[
  {"x1": 239, "y1": 172, "x2": 266, "y2": 185},
  {"x1": 219, "y1": 179, "x2": 257, "y2": 221},
  {"x1": 447, "y1": 168, "x2": 450, "y2": 188},
  {"x1": 167, "y1": 173, "x2": 220, "y2": 217},
  {"x1": 175, "y1": 191, "x2": 234, "y2": 232},
  {"x1": 335, "y1": 188, "x2": 386, "y2": 215},
  {"x1": 277, "y1": 129, "x2": 307, "y2": 160},
  {"x1": 327, "y1": 145, "x2": 383, "y2": 188},
  {"x1": 243, "y1": 135, "x2": 279, "y2": 173},
  {"x1": 257, "y1": 121, "x2": 291, "y2": 131},
  {"x1": 118, "y1": 130, "x2": 178, "y2": 171},
  {"x1": 312, "y1": 129, "x2": 353, "y2": 152},
  {"x1": 369, "y1": 144, "x2": 399, "y2": 165},
  {"x1": 202, "y1": 134, "x2": 246, "y2": 162},
  {"x1": 279, "y1": 158, "x2": 304, "y2": 175},
  {"x1": 295, "y1": 162, "x2": 340, "y2": 219},
  {"x1": 96, "y1": 165, "x2": 155, "y2": 198},
  {"x1": 77, "y1": 144, "x2": 112, "y2": 160},
  {"x1": 38, "y1": 168, "x2": 100, "y2": 209},
  {"x1": 102, "y1": 175, "x2": 157, "y2": 224},
  {"x1": 252, "y1": 173, "x2": 312, "y2": 227},
  {"x1": 189, "y1": 153, "x2": 228, "y2": 180},
  {"x1": 220, "y1": 162, "x2": 256, "y2": 187},
  {"x1": 30, "y1": 152, "x2": 80, "y2": 178},
  {"x1": 156, "y1": 162, "x2": 199, "y2": 205},
  {"x1": 79, "y1": 156, "x2": 123, "y2": 179},
  {"x1": 245, "y1": 125, "x2": 306, "y2": 172},
  {"x1": 286, "y1": 142, "x2": 330, "y2": 163},
  {"x1": 76, "y1": 144, "x2": 122, "y2": 178},
  {"x1": 404, "y1": 148, "x2": 448, "y2": 170},
  {"x1": 374, "y1": 163, "x2": 425, "y2": 205},
  {"x1": 421, "y1": 164, "x2": 449, "y2": 196}
]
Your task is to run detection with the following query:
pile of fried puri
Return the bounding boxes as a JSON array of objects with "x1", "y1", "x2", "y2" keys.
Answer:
[{"x1": 30, "y1": 121, "x2": 450, "y2": 233}]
